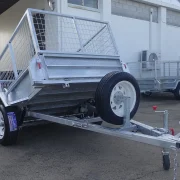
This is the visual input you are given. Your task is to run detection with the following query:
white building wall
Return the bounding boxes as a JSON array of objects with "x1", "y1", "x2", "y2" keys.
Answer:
[
  {"x1": 110, "y1": 0, "x2": 180, "y2": 62},
  {"x1": 111, "y1": 0, "x2": 159, "y2": 63},
  {"x1": 110, "y1": 15, "x2": 159, "y2": 62},
  {"x1": 164, "y1": 25, "x2": 180, "y2": 61}
]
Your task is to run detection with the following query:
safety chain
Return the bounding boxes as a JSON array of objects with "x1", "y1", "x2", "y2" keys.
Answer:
[{"x1": 171, "y1": 146, "x2": 178, "y2": 180}]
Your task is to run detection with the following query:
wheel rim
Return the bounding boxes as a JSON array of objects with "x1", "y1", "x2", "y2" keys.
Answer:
[
  {"x1": 0, "y1": 111, "x2": 5, "y2": 140},
  {"x1": 110, "y1": 81, "x2": 136, "y2": 117}
]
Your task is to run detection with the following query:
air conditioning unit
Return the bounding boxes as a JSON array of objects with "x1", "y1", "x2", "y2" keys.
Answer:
[{"x1": 141, "y1": 51, "x2": 160, "y2": 70}]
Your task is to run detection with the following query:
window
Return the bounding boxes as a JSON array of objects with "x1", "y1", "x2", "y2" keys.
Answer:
[{"x1": 68, "y1": 0, "x2": 98, "y2": 9}]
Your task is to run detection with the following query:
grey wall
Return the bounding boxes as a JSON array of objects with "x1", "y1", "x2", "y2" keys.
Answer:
[
  {"x1": 167, "y1": 9, "x2": 180, "y2": 27},
  {"x1": 111, "y1": 0, "x2": 158, "y2": 23}
]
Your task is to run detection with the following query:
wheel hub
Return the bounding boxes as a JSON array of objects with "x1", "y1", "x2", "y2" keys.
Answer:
[
  {"x1": 113, "y1": 91, "x2": 124, "y2": 105},
  {"x1": 110, "y1": 81, "x2": 136, "y2": 117}
]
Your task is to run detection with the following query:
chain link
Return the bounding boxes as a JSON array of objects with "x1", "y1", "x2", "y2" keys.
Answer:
[{"x1": 171, "y1": 146, "x2": 178, "y2": 180}]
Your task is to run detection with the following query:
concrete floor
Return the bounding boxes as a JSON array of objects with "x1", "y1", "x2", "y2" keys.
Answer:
[{"x1": 0, "y1": 93, "x2": 180, "y2": 180}]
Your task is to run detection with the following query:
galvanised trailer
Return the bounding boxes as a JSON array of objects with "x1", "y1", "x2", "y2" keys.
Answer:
[
  {"x1": 0, "y1": 9, "x2": 180, "y2": 179},
  {"x1": 127, "y1": 60, "x2": 180, "y2": 99}
]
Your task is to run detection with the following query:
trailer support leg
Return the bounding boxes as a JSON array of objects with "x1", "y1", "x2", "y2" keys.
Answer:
[{"x1": 161, "y1": 110, "x2": 170, "y2": 170}]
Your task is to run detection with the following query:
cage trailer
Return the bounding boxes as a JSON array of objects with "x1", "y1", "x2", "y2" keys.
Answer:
[
  {"x1": 127, "y1": 59, "x2": 180, "y2": 99},
  {"x1": 0, "y1": 9, "x2": 180, "y2": 178}
]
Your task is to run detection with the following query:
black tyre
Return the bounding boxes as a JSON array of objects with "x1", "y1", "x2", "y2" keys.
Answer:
[
  {"x1": 0, "y1": 105, "x2": 19, "y2": 146},
  {"x1": 163, "y1": 154, "x2": 170, "y2": 171},
  {"x1": 95, "y1": 71, "x2": 119, "y2": 115},
  {"x1": 95, "y1": 72, "x2": 140, "y2": 125},
  {"x1": 174, "y1": 83, "x2": 180, "y2": 100}
]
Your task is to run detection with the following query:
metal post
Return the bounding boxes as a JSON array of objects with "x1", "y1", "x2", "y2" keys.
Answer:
[
  {"x1": 154, "y1": 108, "x2": 170, "y2": 161},
  {"x1": 162, "y1": 109, "x2": 170, "y2": 172},
  {"x1": 163, "y1": 110, "x2": 169, "y2": 132},
  {"x1": 149, "y1": 8, "x2": 153, "y2": 51},
  {"x1": 26, "y1": 9, "x2": 40, "y2": 53},
  {"x1": 8, "y1": 43, "x2": 18, "y2": 79},
  {"x1": 123, "y1": 97, "x2": 131, "y2": 128},
  {"x1": 155, "y1": 109, "x2": 169, "y2": 132}
]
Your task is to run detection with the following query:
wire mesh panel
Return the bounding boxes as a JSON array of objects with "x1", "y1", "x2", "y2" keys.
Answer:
[
  {"x1": 0, "y1": 47, "x2": 15, "y2": 89},
  {"x1": 0, "y1": 14, "x2": 34, "y2": 90},
  {"x1": 11, "y1": 16, "x2": 34, "y2": 74},
  {"x1": 31, "y1": 10, "x2": 118, "y2": 55},
  {"x1": 76, "y1": 19, "x2": 116, "y2": 55},
  {"x1": 32, "y1": 13, "x2": 81, "y2": 53}
]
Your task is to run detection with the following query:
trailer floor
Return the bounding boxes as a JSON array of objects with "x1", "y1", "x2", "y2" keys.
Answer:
[{"x1": 0, "y1": 93, "x2": 180, "y2": 180}]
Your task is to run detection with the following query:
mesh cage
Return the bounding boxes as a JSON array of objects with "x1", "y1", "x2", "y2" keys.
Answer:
[
  {"x1": 0, "y1": 9, "x2": 118, "y2": 90},
  {"x1": 31, "y1": 11, "x2": 118, "y2": 55},
  {"x1": 0, "y1": 15, "x2": 34, "y2": 89},
  {"x1": 11, "y1": 16, "x2": 34, "y2": 74}
]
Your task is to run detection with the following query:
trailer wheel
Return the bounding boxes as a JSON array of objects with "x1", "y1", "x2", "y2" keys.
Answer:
[
  {"x1": 0, "y1": 105, "x2": 19, "y2": 146},
  {"x1": 163, "y1": 154, "x2": 170, "y2": 171},
  {"x1": 174, "y1": 83, "x2": 180, "y2": 100},
  {"x1": 95, "y1": 72, "x2": 140, "y2": 125}
]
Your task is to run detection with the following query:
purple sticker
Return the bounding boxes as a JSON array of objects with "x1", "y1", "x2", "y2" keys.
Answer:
[{"x1": 7, "y1": 112, "x2": 17, "y2": 132}]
